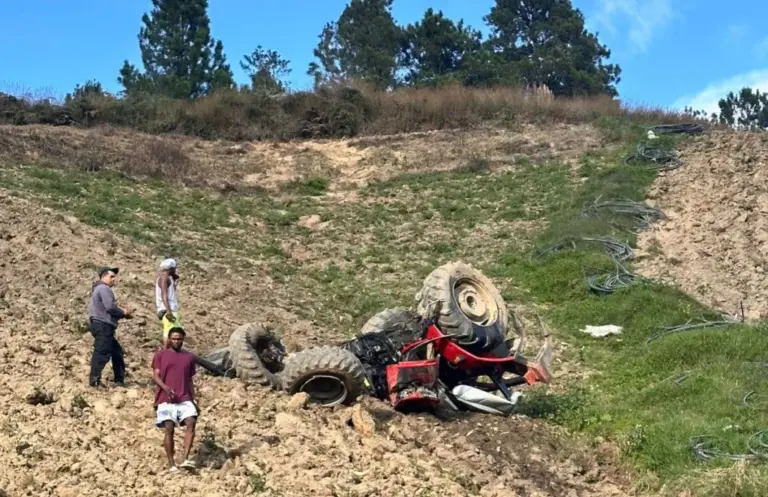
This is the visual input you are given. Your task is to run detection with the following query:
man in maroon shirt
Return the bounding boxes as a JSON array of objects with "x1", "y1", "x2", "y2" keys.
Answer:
[{"x1": 152, "y1": 327, "x2": 198, "y2": 472}]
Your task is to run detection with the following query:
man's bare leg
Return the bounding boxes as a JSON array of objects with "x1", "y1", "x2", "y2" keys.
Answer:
[
  {"x1": 163, "y1": 420, "x2": 176, "y2": 469},
  {"x1": 181, "y1": 416, "x2": 197, "y2": 464}
]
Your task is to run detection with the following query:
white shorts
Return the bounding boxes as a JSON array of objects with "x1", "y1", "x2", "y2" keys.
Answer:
[{"x1": 155, "y1": 401, "x2": 198, "y2": 428}]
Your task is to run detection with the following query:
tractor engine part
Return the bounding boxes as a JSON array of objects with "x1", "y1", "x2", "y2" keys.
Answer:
[
  {"x1": 339, "y1": 308, "x2": 426, "y2": 399},
  {"x1": 385, "y1": 358, "x2": 441, "y2": 411}
]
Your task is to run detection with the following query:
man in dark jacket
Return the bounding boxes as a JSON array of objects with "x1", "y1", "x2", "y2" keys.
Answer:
[{"x1": 87, "y1": 266, "x2": 132, "y2": 387}]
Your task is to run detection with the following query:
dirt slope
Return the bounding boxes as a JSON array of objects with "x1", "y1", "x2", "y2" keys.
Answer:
[
  {"x1": 0, "y1": 191, "x2": 632, "y2": 496},
  {"x1": 637, "y1": 130, "x2": 768, "y2": 320},
  {"x1": 0, "y1": 122, "x2": 606, "y2": 192}
]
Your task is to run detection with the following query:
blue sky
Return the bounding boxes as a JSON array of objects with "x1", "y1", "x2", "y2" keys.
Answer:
[{"x1": 2, "y1": 0, "x2": 768, "y2": 115}]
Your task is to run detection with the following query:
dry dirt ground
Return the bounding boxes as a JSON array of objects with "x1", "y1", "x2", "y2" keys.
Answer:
[
  {"x1": 0, "y1": 122, "x2": 606, "y2": 192},
  {"x1": 636, "y1": 130, "x2": 768, "y2": 321},
  {"x1": 0, "y1": 190, "x2": 635, "y2": 496}
]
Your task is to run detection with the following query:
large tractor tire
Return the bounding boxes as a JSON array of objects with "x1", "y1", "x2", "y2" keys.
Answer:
[
  {"x1": 280, "y1": 346, "x2": 368, "y2": 407},
  {"x1": 361, "y1": 307, "x2": 415, "y2": 334},
  {"x1": 360, "y1": 307, "x2": 424, "y2": 348},
  {"x1": 414, "y1": 261, "x2": 509, "y2": 347},
  {"x1": 227, "y1": 323, "x2": 286, "y2": 389}
]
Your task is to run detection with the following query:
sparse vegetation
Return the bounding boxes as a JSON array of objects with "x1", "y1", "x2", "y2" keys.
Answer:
[{"x1": 0, "y1": 84, "x2": 702, "y2": 142}]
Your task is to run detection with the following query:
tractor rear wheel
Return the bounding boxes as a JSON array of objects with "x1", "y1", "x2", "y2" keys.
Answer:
[
  {"x1": 280, "y1": 346, "x2": 368, "y2": 406},
  {"x1": 414, "y1": 261, "x2": 508, "y2": 345},
  {"x1": 227, "y1": 323, "x2": 286, "y2": 389}
]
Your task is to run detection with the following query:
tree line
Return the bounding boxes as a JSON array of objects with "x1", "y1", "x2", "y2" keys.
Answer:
[
  {"x1": 6, "y1": 0, "x2": 764, "y2": 132},
  {"x1": 685, "y1": 88, "x2": 768, "y2": 130},
  {"x1": 106, "y1": 0, "x2": 622, "y2": 100}
]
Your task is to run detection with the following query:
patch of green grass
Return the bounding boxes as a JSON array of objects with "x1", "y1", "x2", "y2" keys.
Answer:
[
  {"x1": 284, "y1": 176, "x2": 329, "y2": 196},
  {"x1": 484, "y1": 130, "x2": 768, "y2": 495},
  {"x1": 0, "y1": 165, "x2": 315, "y2": 261},
  {"x1": 358, "y1": 159, "x2": 571, "y2": 228}
]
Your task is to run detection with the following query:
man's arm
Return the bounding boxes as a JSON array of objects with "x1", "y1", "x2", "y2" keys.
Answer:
[
  {"x1": 153, "y1": 367, "x2": 172, "y2": 392},
  {"x1": 159, "y1": 273, "x2": 172, "y2": 315},
  {"x1": 189, "y1": 366, "x2": 198, "y2": 412},
  {"x1": 99, "y1": 286, "x2": 129, "y2": 320},
  {"x1": 152, "y1": 364, "x2": 176, "y2": 400}
]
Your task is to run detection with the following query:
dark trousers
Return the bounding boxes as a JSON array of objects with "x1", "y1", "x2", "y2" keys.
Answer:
[{"x1": 89, "y1": 319, "x2": 125, "y2": 384}]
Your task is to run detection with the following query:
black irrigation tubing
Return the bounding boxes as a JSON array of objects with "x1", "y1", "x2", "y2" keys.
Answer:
[
  {"x1": 533, "y1": 236, "x2": 639, "y2": 293},
  {"x1": 645, "y1": 317, "x2": 741, "y2": 344},
  {"x1": 690, "y1": 434, "x2": 768, "y2": 462},
  {"x1": 740, "y1": 391, "x2": 768, "y2": 410},
  {"x1": 624, "y1": 143, "x2": 682, "y2": 171},
  {"x1": 582, "y1": 256, "x2": 641, "y2": 295},
  {"x1": 578, "y1": 196, "x2": 665, "y2": 230},
  {"x1": 649, "y1": 123, "x2": 705, "y2": 135},
  {"x1": 533, "y1": 236, "x2": 633, "y2": 261},
  {"x1": 672, "y1": 371, "x2": 692, "y2": 385}
]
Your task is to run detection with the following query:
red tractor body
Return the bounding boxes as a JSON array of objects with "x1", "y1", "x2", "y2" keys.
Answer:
[{"x1": 384, "y1": 321, "x2": 552, "y2": 412}]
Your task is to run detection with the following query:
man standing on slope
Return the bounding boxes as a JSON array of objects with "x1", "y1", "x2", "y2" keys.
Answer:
[
  {"x1": 152, "y1": 327, "x2": 198, "y2": 472},
  {"x1": 156, "y1": 258, "x2": 181, "y2": 348},
  {"x1": 87, "y1": 266, "x2": 132, "y2": 388}
]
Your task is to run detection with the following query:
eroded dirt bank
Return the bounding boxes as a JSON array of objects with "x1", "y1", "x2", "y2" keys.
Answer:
[{"x1": 637, "y1": 130, "x2": 768, "y2": 320}]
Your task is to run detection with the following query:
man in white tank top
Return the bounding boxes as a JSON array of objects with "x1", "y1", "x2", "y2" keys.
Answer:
[{"x1": 156, "y1": 258, "x2": 181, "y2": 348}]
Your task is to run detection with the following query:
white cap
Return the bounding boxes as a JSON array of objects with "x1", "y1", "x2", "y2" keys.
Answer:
[{"x1": 160, "y1": 258, "x2": 177, "y2": 270}]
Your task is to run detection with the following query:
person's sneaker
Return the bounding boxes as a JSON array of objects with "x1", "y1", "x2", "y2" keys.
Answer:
[
  {"x1": 180, "y1": 459, "x2": 196, "y2": 470},
  {"x1": 112, "y1": 380, "x2": 126, "y2": 388},
  {"x1": 89, "y1": 379, "x2": 106, "y2": 388}
]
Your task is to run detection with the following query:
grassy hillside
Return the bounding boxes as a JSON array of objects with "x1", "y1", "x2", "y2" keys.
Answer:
[{"x1": 1, "y1": 91, "x2": 759, "y2": 496}]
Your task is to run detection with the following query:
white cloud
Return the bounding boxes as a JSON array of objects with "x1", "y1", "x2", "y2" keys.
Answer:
[
  {"x1": 593, "y1": 0, "x2": 677, "y2": 52},
  {"x1": 672, "y1": 69, "x2": 768, "y2": 115}
]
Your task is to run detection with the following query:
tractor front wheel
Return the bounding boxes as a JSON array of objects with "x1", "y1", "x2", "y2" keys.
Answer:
[
  {"x1": 280, "y1": 346, "x2": 368, "y2": 406},
  {"x1": 227, "y1": 323, "x2": 286, "y2": 389}
]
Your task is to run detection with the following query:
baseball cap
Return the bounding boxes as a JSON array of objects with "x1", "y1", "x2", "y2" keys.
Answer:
[{"x1": 98, "y1": 266, "x2": 119, "y2": 277}]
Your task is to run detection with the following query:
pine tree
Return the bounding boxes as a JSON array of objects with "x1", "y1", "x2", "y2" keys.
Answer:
[
  {"x1": 118, "y1": 0, "x2": 234, "y2": 99},
  {"x1": 399, "y1": 9, "x2": 484, "y2": 87},
  {"x1": 308, "y1": 0, "x2": 403, "y2": 90},
  {"x1": 240, "y1": 47, "x2": 292, "y2": 95},
  {"x1": 484, "y1": 0, "x2": 621, "y2": 96},
  {"x1": 717, "y1": 87, "x2": 768, "y2": 129}
]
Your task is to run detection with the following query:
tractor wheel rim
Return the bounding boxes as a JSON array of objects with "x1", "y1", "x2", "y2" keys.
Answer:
[
  {"x1": 298, "y1": 375, "x2": 348, "y2": 406},
  {"x1": 453, "y1": 278, "x2": 497, "y2": 326}
]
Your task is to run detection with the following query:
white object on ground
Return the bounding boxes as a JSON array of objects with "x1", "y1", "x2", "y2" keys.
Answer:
[
  {"x1": 440, "y1": 384, "x2": 522, "y2": 416},
  {"x1": 582, "y1": 324, "x2": 623, "y2": 338}
]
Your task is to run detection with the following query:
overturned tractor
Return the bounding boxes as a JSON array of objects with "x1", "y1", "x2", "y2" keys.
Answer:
[{"x1": 195, "y1": 261, "x2": 552, "y2": 415}]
